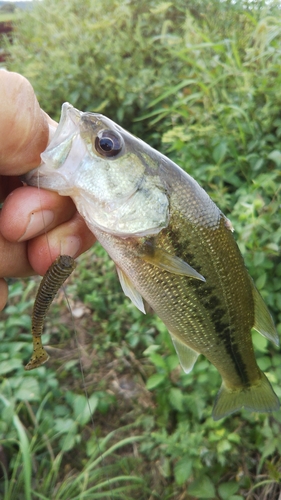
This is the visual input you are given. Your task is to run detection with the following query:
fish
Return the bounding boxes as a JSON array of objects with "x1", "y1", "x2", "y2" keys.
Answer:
[
  {"x1": 25, "y1": 254, "x2": 76, "y2": 371},
  {"x1": 24, "y1": 102, "x2": 279, "y2": 420}
]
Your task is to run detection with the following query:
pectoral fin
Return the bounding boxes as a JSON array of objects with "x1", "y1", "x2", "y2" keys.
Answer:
[
  {"x1": 141, "y1": 244, "x2": 205, "y2": 282},
  {"x1": 170, "y1": 334, "x2": 199, "y2": 373},
  {"x1": 116, "y1": 266, "x2": 146, "y2": 314},
  {"x1": 252, "y1": 282, "x2": 279, "y2": 346}
]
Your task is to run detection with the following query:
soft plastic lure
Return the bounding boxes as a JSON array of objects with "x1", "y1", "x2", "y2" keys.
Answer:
[{"x1": 25, "y1": 255, "x2": 76, "y2": 371}]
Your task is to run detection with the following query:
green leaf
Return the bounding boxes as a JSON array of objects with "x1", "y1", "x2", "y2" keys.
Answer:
[
  {"x1": 218, "y1": 481, "x2": 239, "y2": 499},
  {"x1": 73, "y1": 394, "x2": 98, "y2": 425},
  {"x1": 212, "y1": 142, "x2": 227, "y2": 164},
  {"x1": 143, "y1": 345, "x2": 161, "y2": 356},
  {"x1": 174, "y1": 457, "x2": 193, "y2": 485},
  {"x1": 54, "y1": 418, "x2": 76, "y2": 434},
  {"x1": 0, "y1": 358, "x2": 23, "y2": 375},
  {"x1": 149, "y1": 353, "x2": 167, "y2": 369},
  {"x1": 255, "y1": 273, "x2": 267, "y2": 290},
  {"x1": 2, "y1": 404, "x2": 14, "y2": 426},
  {"x1": 15, "y1": 377, "x2": 40, "y2": 401},
  {"x1": 261, "y1": 439, "x2": 277, "y2": 461},
  {"x1": 169, "y1": 388, "x2": 184, "y2": 412},
  {"x1": 146, "y1": 373, "x2": 166, "y2": 389},
  {"x1": 60, "y1": 432, "x2": 77, "y2": 452},
  {"x1": 166, "y1": 354, "x2": 180, "y2": 372},
  {"x1": 6, "y1": 315, "x2": 31, "y2": 330},
  {"x1": 188, "y1": 476, "x2": 216, "y2": 498},
  {"x1": 257, "y1": 356, "x2": 272, "y2": 371},
  {"x1": 252, "y1": 331, "x2": 268, "y2": 353},
  {"x1": 268, "y1": 150, "x2": 281, "y2": 166},
  {"x1": 217, "y1": 439, "x2": 232, "y2": 454}
]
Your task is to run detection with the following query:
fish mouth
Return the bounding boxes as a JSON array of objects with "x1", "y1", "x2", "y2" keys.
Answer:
[
  {"x1": 39, "y1": 103, "x2": 84, "y2": 171},
  {"x1": 23, "y1": 103, "x2": 85, "y2": 188},
  {"x1": 61, "y1": 102, "x2": 82, "y2": 125},
  {"x1": 46, "y1": 102, "x2": 82, "y2": 150}
]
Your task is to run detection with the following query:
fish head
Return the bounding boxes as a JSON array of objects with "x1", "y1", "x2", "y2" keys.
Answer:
[{"x1": 25, "y1": 103, "x2": 169, "y2": 237}]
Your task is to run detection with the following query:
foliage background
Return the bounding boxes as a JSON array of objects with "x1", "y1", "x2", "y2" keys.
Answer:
[{"x1": 0, "y1": 0, "x2": 281, "y2": 498}]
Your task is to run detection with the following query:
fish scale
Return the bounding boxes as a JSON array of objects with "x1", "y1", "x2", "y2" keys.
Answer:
[{"x1": 24, "y1": 102, "x2": 280, "y2": 420}]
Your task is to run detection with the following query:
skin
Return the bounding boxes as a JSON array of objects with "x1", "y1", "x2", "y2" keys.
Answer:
[{"x1": 0, "y1": 71, "x2": 96, "y2": 312}]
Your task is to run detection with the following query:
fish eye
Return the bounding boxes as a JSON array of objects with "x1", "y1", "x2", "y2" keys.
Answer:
[{"x1": 95, "y1": 129, "x2": 123, "y2": 158}]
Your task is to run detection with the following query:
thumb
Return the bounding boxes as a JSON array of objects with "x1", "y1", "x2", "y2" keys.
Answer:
[{"x1": 0, "y1": 71, "x2": 49, "y2": 175}]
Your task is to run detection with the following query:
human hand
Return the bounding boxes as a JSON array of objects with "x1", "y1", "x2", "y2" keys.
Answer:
[{"x1": 0, "y1": 71, "x2": 96, "y2": 311}]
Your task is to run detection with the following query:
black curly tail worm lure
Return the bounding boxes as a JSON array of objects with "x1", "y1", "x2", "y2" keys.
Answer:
[{"x1": 25, "y1": 255, "x2": 76, "y2": 371}]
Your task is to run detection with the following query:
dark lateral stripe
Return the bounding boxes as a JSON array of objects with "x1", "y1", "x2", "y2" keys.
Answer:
[
  {"x1": 215, "y1": 325, "x2": 250, "y2": 386},
  {"x1": 167, "y1": 225, "x2": 251, "y2": 386},
  {"x1": 194, "y1": 281, "x2": 251, "y2": 386},
  {"x1": 204, "y1": 288, "x2": 250, "y2": 386}
]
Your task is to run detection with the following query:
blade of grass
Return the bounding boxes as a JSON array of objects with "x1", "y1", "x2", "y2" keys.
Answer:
[{"x1": 0, "y1": 395, "x2": 32, "y2": 500}]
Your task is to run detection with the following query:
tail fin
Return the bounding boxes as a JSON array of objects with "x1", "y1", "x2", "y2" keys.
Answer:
[
  {"x1": 25, "y1": 344, "x2": 49, "y2": 371},
  {"x1": 212, "y1": 371, "x2": 280, "y2": 421}
]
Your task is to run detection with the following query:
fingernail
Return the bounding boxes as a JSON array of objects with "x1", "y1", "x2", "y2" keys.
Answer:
[
  {"x1": 60, "y1": 235, "x2": 81, "y2": 258},
  {"x1": 18, "y1": 210, "x2": 54, "y2": 241}
]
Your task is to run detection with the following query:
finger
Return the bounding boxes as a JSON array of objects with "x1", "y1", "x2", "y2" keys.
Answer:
[
  {"x1": 0, "y1": 176, "x2": 22, "y2": 202},
  {"x1": 28, "y1": 212, "x2": 96, "y2": 275},
  {"x1": 0, "y1": 233, "x2": 34, "y2": 278},
  {"x1": 0, "y1": 186, "x2": 76, "y2": 242},
  {"x1": 0, "y1": 278, "x2": 8, "y2": 311},
  {"x1": 0, "y1": 71, "x2": 49, "y2": 174}
]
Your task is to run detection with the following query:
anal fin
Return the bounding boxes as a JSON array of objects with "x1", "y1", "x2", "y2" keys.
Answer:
[
  {"x1": 252, "y1": 282, "x2": 279, "y2": 346},
  {"x1": 170, "y1": 333, "x2": 199, "y2": 373},
  {"x1": 116, "y1": 266, "x2": 146, "y2": 314}
]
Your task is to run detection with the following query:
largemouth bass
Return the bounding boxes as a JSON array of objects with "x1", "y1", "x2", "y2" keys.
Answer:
[{"x1": 25, "y1": 103, "x2": 279, "y2": 420}]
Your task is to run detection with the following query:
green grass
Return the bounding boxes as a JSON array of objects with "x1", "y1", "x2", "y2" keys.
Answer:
[{"x1": 0, "y1": 384, "x2": 150, "y2": 500}]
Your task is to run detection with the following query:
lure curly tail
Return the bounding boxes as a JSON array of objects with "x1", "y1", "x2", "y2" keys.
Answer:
[{"x1": 25, "y1": 255, "x2": 76, "y2": 371}]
